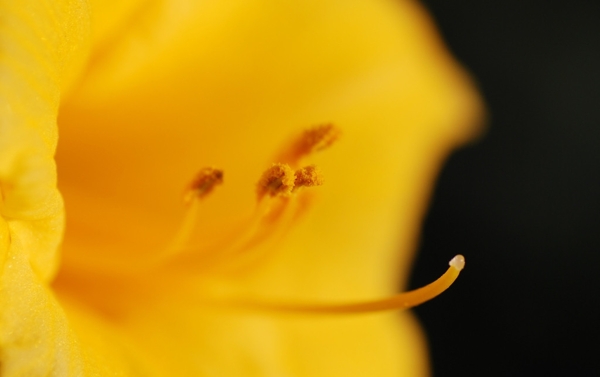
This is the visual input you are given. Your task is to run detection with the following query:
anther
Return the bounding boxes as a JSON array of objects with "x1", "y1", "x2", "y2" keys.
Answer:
[
  {"x1": 299, "y1": 124, "x2": 341, "y2": 153},
  {"x1": 294, "y1": 165, "x2": 324, "y2": 189},
  {"x1": 183, "y1": 167, "x2": 224, "y2": 205},
  {"x1": 222, "y1": 255, "x2": 466, "y2": 315},
  {"x1": 256, "y1": 163, "x2": 296, "y2": 199},
  {"x1": 279, "y1": 124, "x2": 341, "y2": 166}
]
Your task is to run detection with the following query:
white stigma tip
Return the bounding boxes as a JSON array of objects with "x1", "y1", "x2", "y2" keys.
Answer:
[{"x1": 449, "y1": 254, "x2": 466, "y2": 271}]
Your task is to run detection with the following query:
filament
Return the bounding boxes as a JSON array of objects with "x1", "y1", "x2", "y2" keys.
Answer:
[
  {"x1": 209, "y1": 192, "x2": 314, "y2": 275},
  {"x1": 174, "y1": 194, "x2": 295, "y2": 274},
  {"x1": 223, "y1": 255, "x2": 465, "y2": 315},
  {"x1": 151, "y1": 168, "x2": 223, "y2": 264},
  {"x1": 172, "y1": 163, "x2": 324, "y2": 272}
]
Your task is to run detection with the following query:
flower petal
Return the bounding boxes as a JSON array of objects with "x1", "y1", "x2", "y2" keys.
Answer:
[
  {"x1": 54, "y1": 0, "x2": 483, "y2": 376},
  {"x1": 0, "y1": 0, "x2": 91, "y2": 374},
  {"x1": 0, "y1": 0, "x2": 89, "y2": 280},
  {"x1": 56, "y1": 0, "x2": 482, "y2": 280},
  {"x1": 69, "y1": 282, "x2": 430, "y2": 377}
]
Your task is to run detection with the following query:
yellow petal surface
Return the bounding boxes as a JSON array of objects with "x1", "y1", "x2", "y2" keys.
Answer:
[
  {"x1": 0, "y1": 0, "x2": 95, "y2": 374},
  {"x1": 3, "y1": 0, "x2": 483, "y2": 376}
]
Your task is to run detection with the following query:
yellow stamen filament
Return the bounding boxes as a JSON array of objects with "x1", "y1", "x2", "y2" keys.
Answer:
[
  {"x1": 211, "y1": 195, "x2": 313, "y2": 276},
  {"x1": 225, "y1": 255, "x2": 465, "y2": 315},
  {"x1": 154, "y1": 168, "x2": 223, "y2": 263}
]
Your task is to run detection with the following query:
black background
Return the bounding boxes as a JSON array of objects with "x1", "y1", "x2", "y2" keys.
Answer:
[{"x1": 409, "y1": 1, "x2": 600, "y2": 376}]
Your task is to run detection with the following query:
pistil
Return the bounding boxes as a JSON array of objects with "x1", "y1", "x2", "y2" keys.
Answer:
[{"x1": 220, "y1": 255, "x2": 466, "y2": 315}]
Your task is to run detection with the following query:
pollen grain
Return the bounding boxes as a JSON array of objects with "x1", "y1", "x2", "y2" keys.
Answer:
[{"x1": 294, "y1": 165, "x2": 324, "y2": 189}]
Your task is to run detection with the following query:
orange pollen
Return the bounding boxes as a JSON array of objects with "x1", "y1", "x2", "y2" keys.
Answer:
[
  {"x1": 294, "y1": 165, "x2": 324, "y2": 188},
  {"x1": 183, "y1": 167, "x2": 224, "y2": 204},
  {"x1": 256, "y1": 163, "x2": 296, "y2": 198}
]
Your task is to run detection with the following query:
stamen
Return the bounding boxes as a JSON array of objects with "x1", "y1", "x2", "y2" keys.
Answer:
[
  {"x1": 211, "y1": 165, "x2": 324, "y2": 271},
  {"x1": 173, "y1": 165, "x2": 323, "y2": 274},
  {"x1": 164, "y1": 127, "x2": 333, "y2": 274},
  {"x1": 156, "y1": 168, "x2": 223, "y2": 263},
  {"x1": 223, "y1": 255, "x2": 465, "y2": 315},
  {"x1": 210, "y1": 194, "x2": 314, "y2": 276},
  {"x1": 278, "y1": 124, "x2": 341, "y2": 166}
]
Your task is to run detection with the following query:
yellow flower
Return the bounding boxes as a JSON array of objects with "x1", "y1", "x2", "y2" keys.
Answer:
[{"x1": 0, "y1": 0, "x2": 482, "y2": 376}]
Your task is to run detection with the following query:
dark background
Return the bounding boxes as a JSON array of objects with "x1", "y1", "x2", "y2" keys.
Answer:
[{"x1": 409, "y1": 1, "x2": 600, "y2": 376}]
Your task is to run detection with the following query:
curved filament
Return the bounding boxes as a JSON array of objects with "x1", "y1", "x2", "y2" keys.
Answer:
[{"x1": 224, "y1": 255, "x2": 465, "y2": 315}]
